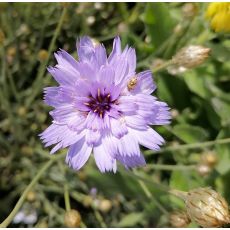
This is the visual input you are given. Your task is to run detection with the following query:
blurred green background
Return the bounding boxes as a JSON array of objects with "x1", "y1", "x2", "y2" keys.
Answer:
[{"x1": 0, "y1": 2, "x2": 230, "y2": 227}]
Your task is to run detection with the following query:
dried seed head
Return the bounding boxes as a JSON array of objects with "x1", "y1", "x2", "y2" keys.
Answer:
[
  {"x1": 169, "y1": 211, "x2": 191, "y2": 228},
  {"x1": 172, "y1": 45, "x2": 211, "y2": 69},
  {"x1": 64, "y1": 209, "x2": 81, "y2": 228},
  {"x1": 99, "y1": 199, "x2": 112, "y2": 213},
  {"x1": 185, "y1": 187, "x2": 230, "y2": 227}
]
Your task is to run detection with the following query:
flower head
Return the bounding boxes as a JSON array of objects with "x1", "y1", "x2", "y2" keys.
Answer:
[
  {"x1": 40, "y1": 36, "x2": 171, "y2": 173},
  {"x1": 205, "y1": 3, "x2": 230, "y2": 33},
  {"x1": 185, "y1": 187, "x2": 230, "y2": 227},
  {"x1": 172, "y1": 45, "x2": 211, "y2": 69}
]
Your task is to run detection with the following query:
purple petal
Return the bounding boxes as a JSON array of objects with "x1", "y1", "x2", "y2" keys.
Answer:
[
  {"x1": 47, "y1": 66, "x2": 79, "y2": 86},
  {"x1": 93, "y1": 44, "x2": 107, "y2": 68},
  {"x1": 116, "y1": 153, "x2": 146, "y2": 169},
  {"x1": 125, "y1": 115, "x2": 148, "y2": 130},
  {"x1": 108, "y1": 36, "x2": 122, "y2": 63},
  {"x1": 97, "y1": 65, "x2": 115, "y2": 87},
  {"x1": 66, "y1": 138, "x2": 92, "y2": 170},
  {"x1": 93, "y1": 143, "x2": 116, "y2": 173},
  {"x1": 132, "y1": 127, "x2": 165, "y2": 151},
  {"x1": 85, "y1": 129, "x2": 101, "y2": 146},
  {"x1": 130, "y1": 70, "x2": 156, "y2": 95},
  {"x1": 116, "y1": 95, "x2": 138, "y2": 115},
  {"x1": 110, "y1": 117, "x2": 128, "y2": 139},
  {"x1": 76, "y1": 36, "x2": 95, "y2": 62},
  {"x1": 40, "y1": 123, "x2": 85, "y2": 153},
  {"x1": 121, "y1": 46, "x2": 136, "y2": 74},
  {"x1": 54, "y1": 49, "x2": 79, "y2": 74}
]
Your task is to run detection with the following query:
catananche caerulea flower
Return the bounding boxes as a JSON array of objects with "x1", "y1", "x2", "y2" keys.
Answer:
[{"x1": 40, "y1": 36, "x2": 171, "y2": 173}]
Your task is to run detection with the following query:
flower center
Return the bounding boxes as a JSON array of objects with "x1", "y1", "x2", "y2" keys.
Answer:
[{"x1": 86, "y1": 89, "x2": 112, "y2": 118}]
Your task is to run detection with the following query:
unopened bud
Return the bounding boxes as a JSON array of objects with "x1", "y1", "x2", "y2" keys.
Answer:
[
  {"x1": 182, "y1": 3, "x2": 198, "y2": 18},
  {"x1": 21, "y1": 145, "x2": 33, "y2": 156},
  {"x1": 83, "y1": 195, "x2": 93, "y2": 207},
  {"x1": 64, "y1": 209, "x2": 81, "y2": 228},
  {"x1": 201, "y1": 151, "x2": 218, "y2": 167},
  {"x1": 26, "y1": 191, "x2": 36, "y2": 202},
  {"x1": 38, "y1": 49, "x2": 49, "y2": 62},
  {"x1": 172, "y1": 45, "x2": 211, "y2": 69},
  {"x1": 0, "y1": 29, "x2": 5, "y2": 45},
  {"x1": 169, "y1": 211, "x2": 191, "y2": 228},
  {"x1": 196, "y1": 163, "x2": 212, "y2": 177},
  {"x1": 86, "y1": 16, "x2": 95, "y2": 26},
  {"x1": 185, "y1": 187, "x2": 230, "y2": 227},
  {"x1": 99, "y1": 199, "x2": 112, "y2": 213},
  {"x1": 17, "y1": 106, "x2": 27, "y2": 117}
]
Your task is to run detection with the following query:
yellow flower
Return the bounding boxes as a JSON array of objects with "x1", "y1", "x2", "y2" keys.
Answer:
[{"x1": 205, "y1": 3, "x2": 230, "y2": 32}]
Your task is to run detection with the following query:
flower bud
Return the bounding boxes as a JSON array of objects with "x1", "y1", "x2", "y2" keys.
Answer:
[
  {"x1": 38, "y1": 49, "x2": 49, "y2": 62},
  {"x1": 172, "y1": 45, "x2": 211, "y2": 69},
  {"x1": 201, "y1": 151, "x2": 218, "y2": 167},
  {"x1": 99, "y1": 199, "x2": 112, "y2": 213},
  {"x1": 64, "y1": 209, "x2": 81, "y2": 228},
  {"x1": 169, "y1": 211, "x2": 191, "y2": 228},
  {"x1": 83, "y1": 195, "x2": 93, "y2": 207},
  {"x1": 196, "y1": 163, "x2": 212, "y2": 177},
  {"x1": 185, "y1": 187, "x2": 230, "y2": 227},
  {"x1": 182, "y1": 3, "x2": 198, "y2": 18},
  {"x1": 0, "y1": 29, "x2": 5, "y2": 45},
  {"x1": 26, "y1": 191, "x2": 36, "y2": 202},
  {"x1": 17, "y1": 106, "x2": 27, "y2": 117}
]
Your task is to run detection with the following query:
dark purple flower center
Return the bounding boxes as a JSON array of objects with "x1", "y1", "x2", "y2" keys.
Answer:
[{"x1": 86, "y1": 89, "x2": 113, "y2": 118}]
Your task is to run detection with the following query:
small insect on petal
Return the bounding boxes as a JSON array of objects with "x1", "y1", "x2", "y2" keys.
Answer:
[{"x1": 127, "y1": 76, "x2": 138, "y2": 91}]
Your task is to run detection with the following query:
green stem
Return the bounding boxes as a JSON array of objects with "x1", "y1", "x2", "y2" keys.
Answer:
[
  {"x1": 122, "y1": 168, "x2": 187, "y2": 201},
  {"x1": 152, "y1": 60, "x2": 173, "y2": 73},
  {"x1": 121, "y1": 168, "x2": 170, "y2": 193},
  {"x1": 58, "y1": 161, "x2": 71, "y2": 212},
  {"x1": 26, "y1": 7, "x2": 67, "y2": 107},
  {"x1": 144, "y1": 137, "x2": 230, "y2": 155},
  {"x1": 93, "y1": 209, "x2": 107, "y2": 228},
  {"x1": 0, "y1": 153, "x2": 64, "y2": 228},
  {"x1": 64, "y1": 184, "x2": 71, "y2": 212},
  {"x1": 146, "y1": 164, "x2": 196, "y2": 171},
  {"x1": 137, "y1": 177, "x2": 169, "y2": 216}
]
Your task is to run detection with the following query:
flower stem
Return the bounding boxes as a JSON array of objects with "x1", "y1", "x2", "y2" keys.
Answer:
[
  {"x1": 64, "y1": 184, "x2": 71, "y2": 212},
  {"x1": 26, "y1": 6, "x2": 67, "y2": 107},
  {"x1": 152, "y1": 60, "x2": 173, "y2": 73},
  {"x1": 121, "y1": 168, "x2": 187, "y2": 201},
  {"x1": 145, "y1": 137, "x2": 230, "y2": 155},
  {"x1": 146, "y1": 164, "x2": 197, "y2": 171},
  {"x1": 137, "y1": 176, "x2": 169, "y2": 216},
  {"x1": 0, "y1": 153, "x2": 64, "y2": 228}
]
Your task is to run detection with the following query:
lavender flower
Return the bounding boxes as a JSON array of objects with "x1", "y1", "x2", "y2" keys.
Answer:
[{"x1": 40, "y1": 36, "x2": 171, "y2": 173}]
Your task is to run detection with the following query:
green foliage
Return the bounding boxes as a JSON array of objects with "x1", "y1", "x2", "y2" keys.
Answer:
[{"x1": 0, "y1": 2, "x2": 230, "y2": 228}]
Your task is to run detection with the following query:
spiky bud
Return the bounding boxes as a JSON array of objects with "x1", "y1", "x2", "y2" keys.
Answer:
[
  {"x1": 169, "y1": 211, "x2": 191, "y2": 228},
  {"x1": 185, "y1": 187, "x2": 230, "y2": 227},
  {"x1": 64, "y1": 209, "x2": 81, "y2": 228},
  {"x1": 172, "y1": 45, "x2": 211, "y2": 69}
]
